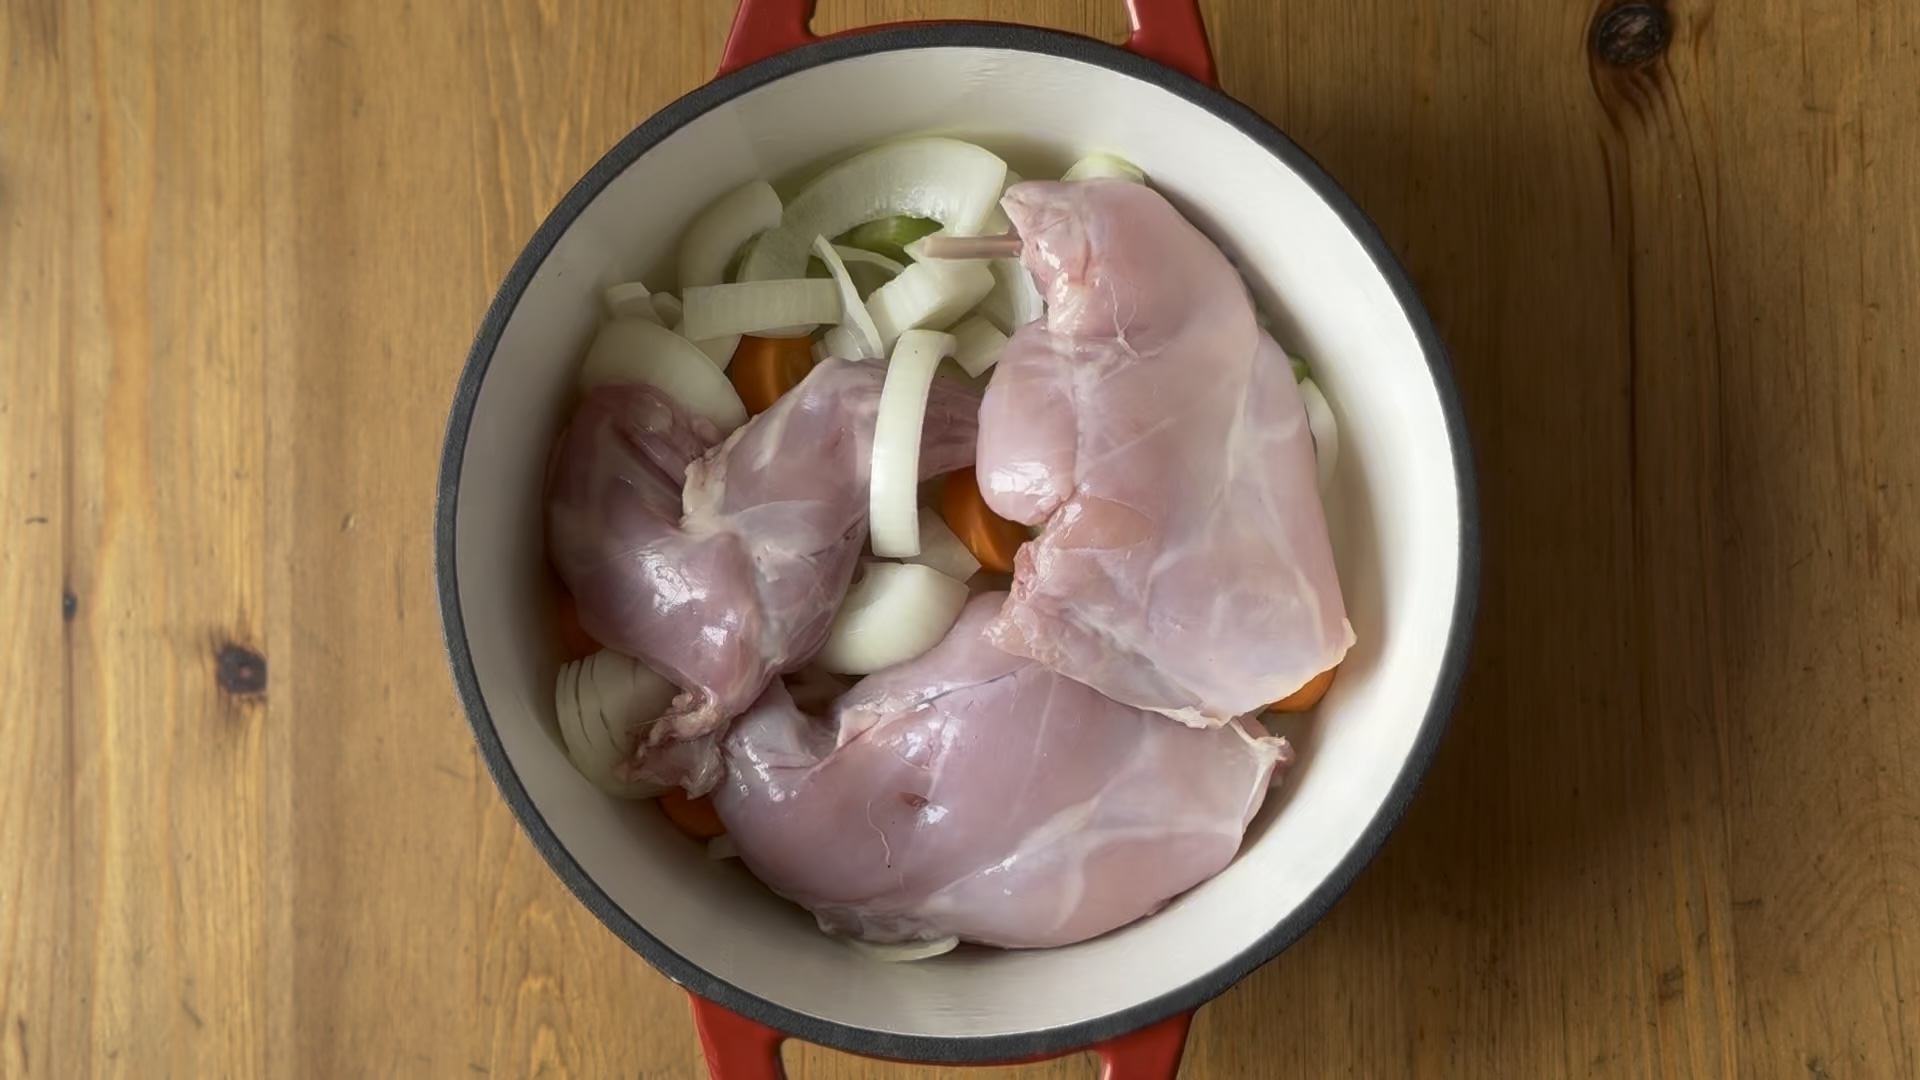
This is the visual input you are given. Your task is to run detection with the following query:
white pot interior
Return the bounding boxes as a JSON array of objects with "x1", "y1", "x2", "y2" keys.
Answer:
[{"x1": 448, "y1": 43, "x2": 1465, "y2": 1040}]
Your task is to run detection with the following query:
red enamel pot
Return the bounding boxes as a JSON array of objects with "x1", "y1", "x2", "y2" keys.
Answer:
[{"x1": 436, "y1": 0, "x2": 1478, "y2": 1075}]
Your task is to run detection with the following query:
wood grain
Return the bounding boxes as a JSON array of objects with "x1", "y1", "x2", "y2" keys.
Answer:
[{"x1": 3, "y1": 0, "x2": 1917, "y2": 1076}]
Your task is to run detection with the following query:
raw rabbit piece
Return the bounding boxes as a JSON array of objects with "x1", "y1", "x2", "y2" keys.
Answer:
[
  {"x1": 976, "y1": 179, "x2": 1353, "y2": 725},
  {"x1": 546, "y1": 359, "x2": 980, "y2": 793},
  {"x1": 712, "y1": 594, "x2": 1289, "y2": 949}
]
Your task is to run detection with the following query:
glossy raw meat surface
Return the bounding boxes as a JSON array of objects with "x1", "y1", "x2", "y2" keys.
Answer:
[
  {"x1": 546, "y1": 359, "x2": 980, "y2": 792},
  {"x1": 712, "y1": 594, "x2": 1289, "y2": 949},
  {"x1": 977, "y1": 179, "x2": 1354, "y2": 725}
]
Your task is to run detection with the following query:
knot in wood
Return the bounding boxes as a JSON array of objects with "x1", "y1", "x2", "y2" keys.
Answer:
[
  {"x1": 1591, "y1": 2, "x2": 1670, "y2": 67},
  {"x1": 216, "y1": 643, "x2": 269, "y2": 695}
]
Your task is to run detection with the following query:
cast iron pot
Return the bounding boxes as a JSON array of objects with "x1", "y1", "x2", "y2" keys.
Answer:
[{"x1": 435, "y1": 1, "x2": 1478, "y2": 1075}]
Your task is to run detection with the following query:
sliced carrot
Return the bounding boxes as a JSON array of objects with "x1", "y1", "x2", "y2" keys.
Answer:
[
  {"x1": 939, "y1": 469, "x2": 1030, "y2": 574},
  {"x1": 553, "y1": 585, "x2": 604, "y2": 661},
  {"x1": 659, "y1": 790, "x2": 727, "y2": 840},
  {"x1": 1268, "y1": 666, "x2": 1337, "y2": 713},
  {"x1": 728, "y1": 334, "x2": 817, "y2": 415}
]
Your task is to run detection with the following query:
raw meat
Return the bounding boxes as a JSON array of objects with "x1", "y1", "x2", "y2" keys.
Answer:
[
  {"x1": 976, "y1": 179, "x2": 1353, "y2": 725},
  {"x1": 712, "y1": 593, "x2": 1289, "y2": 949},
  {"x1": 546, "y1": 359, "x2": 980, "y2": 793}
]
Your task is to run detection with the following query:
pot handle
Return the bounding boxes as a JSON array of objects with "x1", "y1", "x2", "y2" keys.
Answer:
[
  {"x1": 690, "y1": 994, "x2": 1194, "y2": 1078},
  {"x1": 717, "y1": 0, "x2": 1218, "y2": 86}
]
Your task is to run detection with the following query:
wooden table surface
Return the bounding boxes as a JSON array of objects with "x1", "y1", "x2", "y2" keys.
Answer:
[{"x1": 5, "y1": 0, "x2": 1918, "y2": 1076}]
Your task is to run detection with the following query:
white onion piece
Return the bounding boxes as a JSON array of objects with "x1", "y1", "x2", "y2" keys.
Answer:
[
  {"x1": 812, "y1": 236, "x2": 884, "y2": 359},
  {"x1": 697, "y1": 335, "x2": 741, "y2": 370},
  {"x1": 949, "y1": 315, "x2": 1009, "y2": 377},
  {"x1": 604, "y1": 282, "x2": 660, "y2": 322},
  {"x1": 981, "y1": 170, "x2": 1020, "y2": 235},
  {"x1": 1062, "y1": 152, "x2": 1147, "y2": 183},
  {"x1": 866, "y1": 261, "x2": 994, "y2": 351},
  {"x1": 740, "y1": 138, "x2": 1009, "y2": 280},
  {"x1": 831, "y1": 244, "x2": 905, "y2": 276},
  {"x1": 554, "y1": 650, "x2": 677, "y2": 798},
  {"x1": 934, "y1": 358, "x2": 989, "y2": 392},
  {"x1": 1299, "y1": 377, "x2": 1339, "y2": 493},
  {"x1": 650, "y1": 292, "x2": 683, "y2": 327},
  {"x1": 821, "y1": 325, "x2": 866, "y2": 362},
  {"x1": 869, "y1": 329, "x2": 955, "y2": 557},
  {"x1": 817, "y1": 561, "x2": 969, "y2": 675},
  {"x1": 847, "y1": 936, "x2": 961, "y2": 963},
  {"x1": 679, "y1": 280, "x2": 841, "y2": 342},
  {"x1": 578, "y1": 318, "x2": 748, "y2": 434},
  {"x1": 903, "y1": 514, "x2": 981, "y2": 582},
  {"x1": 678, "y1": 179, "x2": 783, "y2": 289},
  {"x1": 977, "y1": 257, "x2": 1045, "y2": 334},
  {"x1": 707, "y1": 834, "x2": 740, "y2": 861}
]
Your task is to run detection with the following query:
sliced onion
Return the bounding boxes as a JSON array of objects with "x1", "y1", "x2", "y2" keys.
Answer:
[
  {"x1": 833, "y1": 245, "x2": 906, "y2": 300},
  {"x1": 604, "y1": 282, "x2": 660, "y2": 322},
  {"x1": 650, "y1": 291, "x2": 683, "y2": 327},
  {"x1": 1062, "y1": 152, "x2": 1146, "y2": 183},
  {"x1": 812, "y1": 236, "x2": 884, "y2": 359},
  {"x1": 847, "y1": 936, "x2": 960, "y2": 963},
  {"x1": 902, "y1": 513, "x2": 981, "y2": 582},
  {"x1": 578, "y1": 318, "x2": 749, "y2": 435},
  {"x1": 821, "y1": 325, "x2": 866, "y2": 362},
  {"x1": 739, "y1": 138, "x2": 1009, "y2": 280},
  {"x1": 977, "y1": 257, "x2": 1046, "y2": 334},
  {"x1": 697, "y1": 335, "x2": 741, "y2": 370},
  {"x1": 679, "y1": 280, "x2": 841, "y2": 342},
  {"x1": 935, "y1": 358, "x2": 990, "y2": 392},
  {"x1": 869, "y1": 329, "x2": 956, "y2": 557},
  {"x1": 1299, "y1": 377, "x2": 1339, "y2": 493},
  {"x1": 817, "y1": 561, "x2": 970, "y2": 675},
  {"x1": 831, "y1": 244, "x2": 904, "y2": 276},
  {"x1": 707, "y1": 834, "x2": 740, "y2": 860},
  {"x1": 981, "y1": 170, "x2": 1020, "y2": 235},
  {"x1": 554, "y1": 650, "x2": 677, "y2": 798},
  {"x1": 866, "y1": 261, "x2": 994, "y2": 351},
  {"x1": 678, "y1": 179, "x2": 783, "y2": 289},
  {"x1": 949, "y1": 315, "x2": 1009, "y2": 377}
]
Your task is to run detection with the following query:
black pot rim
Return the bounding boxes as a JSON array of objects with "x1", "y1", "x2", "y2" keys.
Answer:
[{"x1": 434, "y1": 20, "x2": 1479, "y2": 1066}]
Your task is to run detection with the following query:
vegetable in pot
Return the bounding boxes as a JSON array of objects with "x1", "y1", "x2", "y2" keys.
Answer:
[
  {"x1": 739, "y1": 138, "x2": 1009, "y2": 281},
  {"x1": 816, "y1": 561, "x2": 973, "y2": 677},
  {"x1": 576, "y1": 318, "x2": 748, "y2": 436},
  {"x1": 939, "y1": 469, "x2": 1029, "y2": 575},
  {"x1": 869, "y1": 329, "x2": 958, "y2": 557}
]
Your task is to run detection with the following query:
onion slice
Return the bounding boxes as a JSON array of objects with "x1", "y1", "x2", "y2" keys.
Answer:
[
  {"x1": 577, "y1": 318, "x2": 749, "y2": 435},
  {"x1": 1298, "y1": 376, "x2": 1339, "y2": 493},
  {"x1": 866, "y1": 261, "x2": 994, "y2": 351},
  {"x1": 831, "y1": 244, "x2": 905, "y2": 276},
  {"x1": 1062, "y1": 152, "x2": 1147, "y2": 183},
  {"x1": 847, "y1": 936, "x2": 961, "y2": 963},
  {"x1": 679, "y1": 279, "x2": 841, "y2": 341},
  {"x1": 554, "y1": 650, "x2": 677, "y2": 798},
  {"x1": 739, "y1": 138, "x2": 1009, "y2": 280},
  {"x1": 650, "y1": 292, "x2": 683, "y2": 327},
  {"x1": 604, "y1": 282, "x2": 660, "y2": 321},
  {"x1": 817, "y1": 561, "x2": 970, "y2": 675},
  {"x1": 949, "y1": 315, "x2": 1009, "y2": 377},
  {"x1": 697, "y1": 336, "x2": 741, "y2": 370},
  {"x1": 902, "y1": 513, "x2": 982, "y2": 582},
  {"x1": 678, "y1": 179, "x2": 783, "y2": 289},
  {"x1": 812, "y1": 236, "x2": 884, "y2": 359},
  {"x1": 868, "y1": 329, "x2": 956, "y2": 557},
  {"x1": 977, "y1": 257, "x2": 1045, "y2": 334}
]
